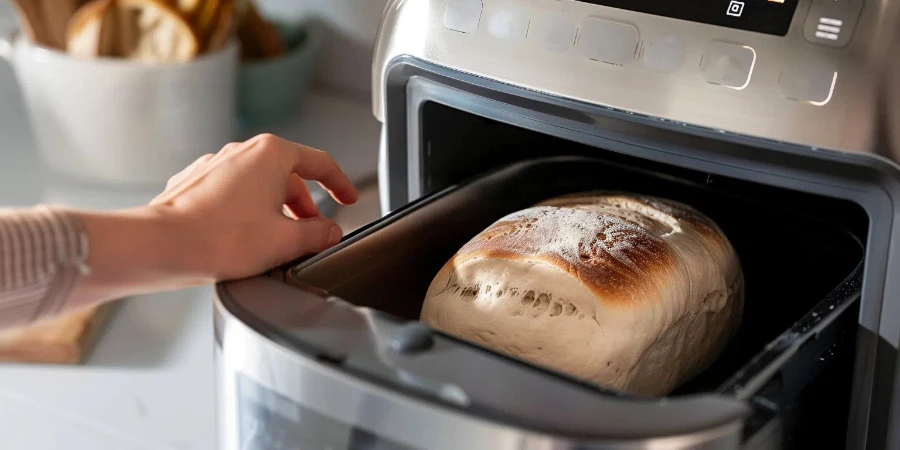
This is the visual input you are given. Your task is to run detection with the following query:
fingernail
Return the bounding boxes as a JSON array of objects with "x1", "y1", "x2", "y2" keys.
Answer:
[{"x1": 328, "y1": 225, "x2": 342, "y2": 245}]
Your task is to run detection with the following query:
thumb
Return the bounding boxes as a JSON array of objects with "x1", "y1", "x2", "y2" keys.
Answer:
[{"x1": 274, "y1": 216, "x2": 343, "y2": 261}]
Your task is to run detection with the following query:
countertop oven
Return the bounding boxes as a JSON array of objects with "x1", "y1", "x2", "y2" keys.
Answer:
[{"x1": 215, "y1": 0, "x2": 900, "y2": 449}]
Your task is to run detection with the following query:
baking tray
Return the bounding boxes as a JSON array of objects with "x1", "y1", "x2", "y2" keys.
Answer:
[{"x1": 291, "y1": 155, "x2": 863, "y2": 394}]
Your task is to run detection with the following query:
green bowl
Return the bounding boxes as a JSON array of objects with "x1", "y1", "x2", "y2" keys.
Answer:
[{"x1": 238, "y1": 20, "x2": 324, "y2": 128}]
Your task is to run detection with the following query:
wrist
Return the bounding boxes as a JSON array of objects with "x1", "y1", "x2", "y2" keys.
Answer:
[
  {"x1": 136, "y1": 204, "x2": 219, "y2": 283},
  {"x1": 74, "y1": 205, "x2": 216, "y2": 299}
]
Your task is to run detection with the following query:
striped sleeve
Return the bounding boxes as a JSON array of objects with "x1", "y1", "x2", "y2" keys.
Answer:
[{"x1": 0, "y1": 206, "x2": 90, "y2": 329}]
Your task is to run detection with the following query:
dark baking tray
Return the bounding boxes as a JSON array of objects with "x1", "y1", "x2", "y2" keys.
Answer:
[{"x1": 291, "y1": 156, "x2": 864, "y2": 395}]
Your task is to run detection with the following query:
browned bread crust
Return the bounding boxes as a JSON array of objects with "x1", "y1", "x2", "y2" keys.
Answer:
[{"x1": 422, "y1": 192, "x2": 744, "y2": 396}]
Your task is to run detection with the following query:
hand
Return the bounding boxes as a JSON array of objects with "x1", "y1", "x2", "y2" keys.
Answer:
[
  {"x1": 70, "y1": 134, "x2": 358, "y2": 305},
  {"x1": 150, "y1": 133, "x2": 359, "y2": 279}
]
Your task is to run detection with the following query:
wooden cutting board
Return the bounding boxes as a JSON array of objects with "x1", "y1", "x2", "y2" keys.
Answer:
[{"x1": 0, "y1": 303, "x2": 116, "y2": 364}]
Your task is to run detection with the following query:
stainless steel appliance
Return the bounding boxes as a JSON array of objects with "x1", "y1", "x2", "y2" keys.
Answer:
[{"x1": 214, "y1": 0, "x2": 900, "y2": 448}]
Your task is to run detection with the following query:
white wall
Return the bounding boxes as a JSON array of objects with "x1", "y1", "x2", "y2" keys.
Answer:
[{"x1": 257, "y1": 0, "x2": 389, "y2": 100}]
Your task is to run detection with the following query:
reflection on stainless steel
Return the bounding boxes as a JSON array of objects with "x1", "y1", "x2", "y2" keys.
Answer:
[{"x1": 215, "y1": 287, "x2": 746, "y2": 450}]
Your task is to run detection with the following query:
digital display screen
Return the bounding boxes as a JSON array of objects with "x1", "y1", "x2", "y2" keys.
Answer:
[{"x1": 579, "y1": 0, "x2": 800, "y2": 36}]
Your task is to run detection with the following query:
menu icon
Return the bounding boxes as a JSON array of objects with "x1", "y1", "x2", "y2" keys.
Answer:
[{"x1": 815, "y1": 17, "x2": 843, "y2": 40}]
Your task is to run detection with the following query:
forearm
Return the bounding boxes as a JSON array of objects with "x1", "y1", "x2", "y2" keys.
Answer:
[
  {"x1": 0, "y1": 205, "x2": 213, "y2": 330},
  {"x1": 69, "y1": 207, "x2": 215, "y2": 309}
]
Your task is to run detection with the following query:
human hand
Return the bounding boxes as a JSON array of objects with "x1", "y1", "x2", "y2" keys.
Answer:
[
  {"x1": 69, "y1": 134, "x2": 357, "y2": 305},
  {"x1": 149, "y1": 133, "x2": 359, "y2": 281},
  {"x1": 13, "y1": 133, "x2": 360, "y2": 318}
]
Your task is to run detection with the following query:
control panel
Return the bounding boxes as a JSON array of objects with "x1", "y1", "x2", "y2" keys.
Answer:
[
  {"x1": 442, "y1": 0, "x2": 858, "y2": 106},
  {"x1": 373, "y1": 0, "x2": 888, "y2": 154}
]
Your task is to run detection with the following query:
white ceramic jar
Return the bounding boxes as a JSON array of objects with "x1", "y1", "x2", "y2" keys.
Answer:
[{"x1": 0, "y1": 31, "x2": 238, "y2": 186}]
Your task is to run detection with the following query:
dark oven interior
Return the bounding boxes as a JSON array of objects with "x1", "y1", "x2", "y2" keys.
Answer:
[{"x1": 291, "y1": 103, "x2": 868, "y2": 404}]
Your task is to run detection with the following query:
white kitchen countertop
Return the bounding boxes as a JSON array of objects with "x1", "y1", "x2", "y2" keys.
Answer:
[{"x1": 0, "y1": 51, "x2": 383, "y2": 450}]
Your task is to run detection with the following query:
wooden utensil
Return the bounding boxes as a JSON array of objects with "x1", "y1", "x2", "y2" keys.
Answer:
[
  {"x1": 7, "y1": 0, "x2": 51, "y2": 45},
  {"x1": 0, "y1": 303, "x2": 117, "y2": 364},
  {"x1": 192, "y1": 0, "x2": 221, "y2": 42},
  {"x1": 39, "y1": 0, "x2": 82, "y2": 49},
  {"x1": 236, "y1": 1, "x2": 283, "y2": 60},
  {"x1": 205, "y1": 0, "x2": 235, "y2": 52}
]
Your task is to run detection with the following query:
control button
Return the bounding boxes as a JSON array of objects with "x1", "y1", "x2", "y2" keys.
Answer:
[
  {"x1": 391, "y1": 323, "x2": 435, "y2": 354},
  {"x1": 444, "y1": 0, "x2": 483, "y2": 34},
  {"x1": 485, "y1": 2, "x2": 529, "y2": 40},
  {"x1": 778, "y1": 61, "x2": 838, "y2": 105},
  {"x1": 642, "y1": 35, "x2": 686, "y2": 72},
  {"x1": 726, "y1": 0, "x2": 745, "y2": 17},
  {"x1": 529, "y1": 12, "x2": 576, "y2": 53},
  {"x1": 700, "y1": 41, "x2": 756, "y2": 90},
  {"x1": 577, "y1": 18, "x2": 638, "y2": 66},
  {"x1": 803, "y1": 0, "x2": 862, "y2": 47}
]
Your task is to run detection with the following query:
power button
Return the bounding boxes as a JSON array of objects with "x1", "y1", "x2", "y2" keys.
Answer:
[{"x1": 803, "y1": 0, "x2": 863, "y2": 48}]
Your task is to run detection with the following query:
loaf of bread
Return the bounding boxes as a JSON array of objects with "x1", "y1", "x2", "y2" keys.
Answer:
[{"x1": 420, "y1": 192, "x2": 744, "y2": 396}]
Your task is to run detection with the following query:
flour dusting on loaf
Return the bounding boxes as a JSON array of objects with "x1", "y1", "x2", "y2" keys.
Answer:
[{"x1": 420, "y1": 192, "x2": 744, "y2": 396}]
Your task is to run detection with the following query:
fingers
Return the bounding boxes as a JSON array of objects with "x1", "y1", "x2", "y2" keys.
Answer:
[
  {"x1": 284, "y1": 173, "x2": 321, "y2": 219},
  {"x1": 275, "y1": 216, "x2": 343, "y2": 261},
  {"x1": 251, "y1": 134, "x2": 359, "y2": 206}
]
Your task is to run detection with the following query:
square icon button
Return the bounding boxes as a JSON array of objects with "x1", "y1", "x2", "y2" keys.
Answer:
[
  {"x1": 444, "y1": 0, "x2": 483, "y2": 34},
  {"x1": 700, "y1": 41, "x2": 756, "y2": 90},
  {"x1": 576, "y1": 18, "x2": 639, "y2": 66},
  {"x1": 778, "y1": 61, "x2": 838, "y2": 105},
  {"x1": 727, "y1": 1, "x2": 745, "y2": 17}
]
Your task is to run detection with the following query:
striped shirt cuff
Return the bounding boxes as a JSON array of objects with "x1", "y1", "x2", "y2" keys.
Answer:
[{"x1": 0, "y1": 206, "x2": 90, "y2": 327}]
